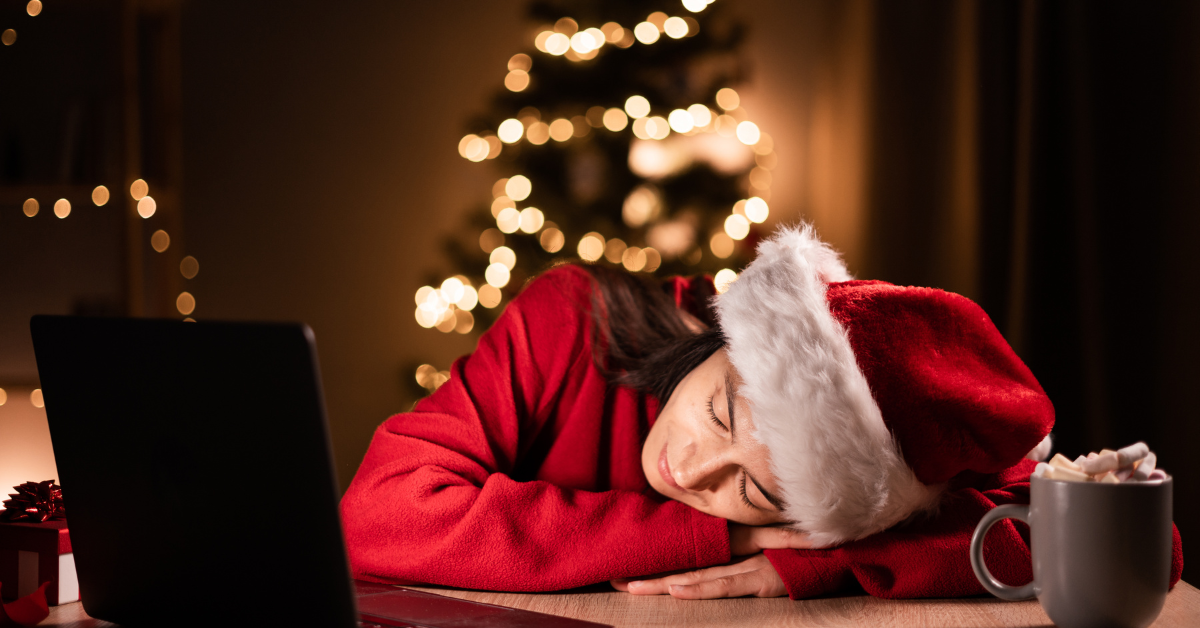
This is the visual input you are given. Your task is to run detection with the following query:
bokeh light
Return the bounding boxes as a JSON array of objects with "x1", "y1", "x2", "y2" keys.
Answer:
[
  {"x1": 749, "y1": 167, "x2": 772, "y2": 189},
  {"x1": 0, "y1": 387, "x2": 6, "y2": 406},
  {"x1": 625, "y1": 95, "x2": 650, "y2": 119},
  {"x1": 484, "y1": 136, "x2": 502, "y2": 159},
  {"x1": 646, "y1": 116, "x2": 670, "y2": 140},
  {"x1": 30, "y1": 389, "x2": 43, "y2": 408},
  {"x1": 604, "y1": 238, "x2": 627, "y2": 264},
  {"x1": 714, "y1": 269, "x2": 738, "y2": 294},
  {"x1": 485, "y1": 263, "x2": 511, "y2": 288},
  {"x1": 549, "y1": 118, "x2": 574, "y2": 141},
  {"x1": 505, "y1": 175, "x2": 532, "y2": 200},
  {"x1": 540, "y1": 227, "x2": 565, "y2": 252},
  {"x1": 440, "y1": 277, "x2": 465, "y2": 304},
  {"x1": 571, "y1": 115, "x2": 591, "y2": 137},
  {"x1": 643, "y1": 247, "x2": 662, "y2": 272},
  {"x1": 601, "y1": 22, "x2": 624, "y2": 43},
  {"x1": 137, "y1": 196, "x2": 157, "y2": 218},
  {"x1": 736, "y1": 121, "x2": 761, "y2": 145},
  {"x1": 22, "y1": 198, "x2": 38, "y2": 217},
  {"x1": 26, "y1": 1, "x2": 41, "y2": 17},
  {"x1": 496, "y1": 207, "x2": 521, "y2": 233},
  {"x1": 177, "y1": 292, "x2": 196, "y2": 315},
  {"x1": 546, "y1": 32, "x2": 570, "y2": 55},
  {"x1": 508, "y1": 53, "x2": 532, "y2": 71},
  {"x1": 477, "y1": 284, "x2": 501, "y2": 308},
  {"x1": 151, "y1": 229, "x2": 170, "y2": 252},
  {"x1": 526, "y1": 121, "x2": 550, "y2": 145},
  {"x1": 555, "y1": 17, "x2": 579, "y2": 35},
  {"x1": 745, "y1": 197, "x2": 770, "y2": 223},
  {"x1": 479, "y1": 228, "x2": 505, "y2": 253},
  {"x1": 92, "y1": 185, "x2": 110, "y2": 206},
  {"x1": 664, "y1": 17, "x2": 688, "y2": 39},
  {"x1": 578, "y1": 232, "x2": 605, "y2": 261},
  {"x1": 180, "y1": 255, "x2": 199, "y2": 279},
  {"x1": 518, "y1": 207, "x2": 545, "y2": 233},
  {"x1": 505, "y1": 69, "x2": 530, "y2": 92},
  {"x1": 489, "y1": 246, "x2": 517, "y2": 270},
  {"x1": 724, "y1": 214, "x2": 751, "y2": 240},
  {"x1": 716, "y1": 88, "x2": 740, "y2": 111},
  {"x1": 454, "y1": 309, "x2": 475, "y2": 334},
  {"x1": 622, "y1": 185, "x2": 661, "y2": 227},
  {"x1": 436, "y1": 310, "x2": 457, "y2": 333},
  {"x1": 710, "y1": 232, "x2": 735, "y2": 258},
  {"x1": 491, "y1": 196, "x2": 515, "y2": 217},
  {"x1": 498, "y1": 119, "x2": 524, "y2": 143},
  {"x1": 687, "y1": 104, "x2": 713, "y2": 128},
  {"x1": 682, "y1": 0, "x2": 709, "y2": 12},
  {"x1": 603, "y1": 108, "x2": 629, "y2": 131},
  {"x1": 2, "y1": 30, "x2": 16, "y2": 46},
  {"x1": 458, "y1": 285, "x2": 479, "y2": 311},
  {"x1": 622, "y1": 246, "x2": 648, "y2": 272},
  {"x1": 130, "y1": 178, "x2": 149, "y2": 200},
  {"x1": 415, "y1": 286, "x2": 435, "y2": 307},
  {"x1": 53, "y1": 199, "x2": 70, "y2": 219},
  {"x1": 633, "y1": 22, "x2": 660, "y2": 44},
  {"x1": 668, "y1": 109, "x2": 694, "y2": 133}
]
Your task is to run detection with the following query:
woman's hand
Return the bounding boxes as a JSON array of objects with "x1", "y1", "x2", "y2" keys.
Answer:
[
  {"x1": 728, "y1": 522, "x2": 814, "y2": 555},
  {"x1": 611, "y1": 554, "x2": 787, "y2": 599}
]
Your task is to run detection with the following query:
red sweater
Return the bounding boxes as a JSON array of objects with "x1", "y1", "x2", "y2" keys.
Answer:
[{"x1": 340, "y1": 265, "x2": 1183, "y2": 598}]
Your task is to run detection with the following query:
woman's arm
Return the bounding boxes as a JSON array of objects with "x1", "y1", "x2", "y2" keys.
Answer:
[{"x1": 339, "y1": 267, "x2": 730, "y2": 592}]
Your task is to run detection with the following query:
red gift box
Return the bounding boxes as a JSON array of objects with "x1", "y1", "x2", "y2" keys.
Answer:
[{"x1": 0, "y1": 520, "x2": 78, "y2": 606}]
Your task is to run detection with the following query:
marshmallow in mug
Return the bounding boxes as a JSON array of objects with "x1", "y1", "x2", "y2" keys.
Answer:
[{"x1": 1033, "y1": 442, "x2": 1169, "y2": 484}]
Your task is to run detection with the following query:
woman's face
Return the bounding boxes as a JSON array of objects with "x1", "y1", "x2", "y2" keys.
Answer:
[{"x1": 642, "y1": 348, "x2": 789, "y2": 526}]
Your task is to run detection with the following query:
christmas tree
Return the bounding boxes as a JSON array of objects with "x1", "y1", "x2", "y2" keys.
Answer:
[{"x1": 412, "y1": 0, "x2": 777, "y2": 393}]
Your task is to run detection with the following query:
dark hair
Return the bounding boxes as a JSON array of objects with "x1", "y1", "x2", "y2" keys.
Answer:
[{"x1": 572, "y1": 262, "x2": 726, "y2": 404}]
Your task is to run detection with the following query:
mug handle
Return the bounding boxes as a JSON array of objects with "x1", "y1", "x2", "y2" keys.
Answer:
[{"x1": 970, "y1": 504, "x2": 1036, "y2": 600}]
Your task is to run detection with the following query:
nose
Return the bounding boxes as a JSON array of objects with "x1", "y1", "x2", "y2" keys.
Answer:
[{"x1": 674, "y1": 445, "x2": 735, "y2": 493}]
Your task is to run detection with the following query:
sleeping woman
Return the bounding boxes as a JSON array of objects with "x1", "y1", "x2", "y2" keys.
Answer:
[{"x1": 339, "y1": 225, "x2": 1181, "y2": 599}]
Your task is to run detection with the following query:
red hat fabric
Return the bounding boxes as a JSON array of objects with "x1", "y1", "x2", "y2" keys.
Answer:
[{"x1": 715, "y1": 225, "x2": 1054, "y2": 547}]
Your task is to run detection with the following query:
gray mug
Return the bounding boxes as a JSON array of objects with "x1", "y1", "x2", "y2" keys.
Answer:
[{"x1": 970, "y1": 475, "x2": 1173, "y2": 628}]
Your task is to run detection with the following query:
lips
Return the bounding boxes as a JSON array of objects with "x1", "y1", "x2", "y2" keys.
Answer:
[{"x1": 658, "y1": 443, "x2": 682, "y2": 490}]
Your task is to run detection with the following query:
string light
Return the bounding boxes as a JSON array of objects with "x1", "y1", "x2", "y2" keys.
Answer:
[
  {"x1": 545, "y1": 33, "x2": 570, "y2": 55},
  {"x1": 604, "y1": 238, "x2": 627, "y2": 264},
  {"x1": 682, "y1": 0, "x2": 711, "y2": 12},
  {"x1": 180, "y1": 255, "x2": 199, "y2": 279},
  {"x1": 176, "y1": 292, "x2": 196, "y2": 315},
  {"x1": 508, "y1": 53, "x2": 532, "y2": 71},
  {"x1": 687, "y1": 104, "x2": 713, "y2": 127},
  {"x1": 130, "y1": 178, "x2": 149, "y2": 200},
  {"x1": 643, "y1": 247, "x2": 662, "y2": 272},
  {"x1": 490, "y1": 196, "x2": 515, "y2": 217},
  {"x1": 479, "y1": 228, "x2": 505, "y2": 253},
  {"x1": 458, "y1": 285, "x2": 479, "y2": 311},
  {"x1": 602, "y1": 108, "x2": 628, "y2": 131},
  {"x1": 549, "y1": 118, "x2": 573, "y2": 142},
  {"x1": 489, "y1": 246, "x2": 517, "y2": 270},
  {"x1": 2, "y1": 30, "x2": 16, "y2": 46},
  {"x1": 0, "y1": 387, "x2": 6, "y2": 406},
  {"x1": 53, "y1": 199, "x2": 70, "y2": 219},
  {"x1": 137, "y1": 196, "x2": 157, "y2": 218},
  {"x1": 478, "y1": 284, "x2": 502, "y2": 308},
  {"x1": 151, "y1": 229, "x2": 170, "y2": 252},
  {"x1": 505, "y1": 175, "x2": 532, "y2": 201},
  {"x1": 485, "y1": 263, "x2": 511, "y2": 287},
  {"x1": 92, "y1": 186, "x2": 110, "y2": 206},
  {"x1": 440, "y1": 277, "x2": 465, "y2": 303},
  {"x1": 749, "y1": 166, "x2": 771, "y2": 189},
  {"x1": 30, "y1": 389, "x2": 43, "y2": 408},
  {"x1": 622, "y1": 246, "x2": 647, "y2": 271},
  {"x1": 744, "y1": 197, "x2": 769, "y2": 223},
  {"x1": 504, "y1": 69, "x2": 530, "y2": 92},
  {"x1": 454, "y1": 309, "x2": 475, "y2": 334},
  {"x1": 496, "y1": 207, "x2": 520, "y2": 233},
  {"x1": 736, "y1": 121, "x2": 761, "y2": 145},
  {"x1": 526, "y1": 121, "x2": 550, "y2": 144},
  {"x1": 724, "y1": 214, "x2": 750, "y2": 240},
  {"x1": 577, "y1": 232, "x2": 605, "y2": 262},
  {"x1": 26, "y1": 1, "x2": 41, "y2": 17},
  {"x1": 498, "y1": 119, "x2": 524, "y2": 143},
  {"x1": 540, "y1": 227, "x2": 565, "y2": 252},
  {"x1": 624, "y1": 95, "x2": 650, "y2": 119},
  {"x1": 711, "y1": 232, "x2": 735, "y2": 258},
  {"x1": 663, "y1": 17, "x2": 689, "y2": 39},
  {"x1": 716, "y1": 88, "x2": 740, "y2": 110},
  {"x1": 714, "y1": 269, "x2": 738, "y2": 293},
  {"x1": 22, "y1": 198, "x2": 38, "y2": 217},
  {"x1": 518, "y1": 207, "x2": 545, "y2": 233}
]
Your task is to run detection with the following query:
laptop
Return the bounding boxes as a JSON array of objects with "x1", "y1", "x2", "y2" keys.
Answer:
[{"x1": 30, "y1": 316, "x2": 608, "y2": 627}]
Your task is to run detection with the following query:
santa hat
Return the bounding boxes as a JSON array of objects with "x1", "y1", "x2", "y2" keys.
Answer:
[{"x1": 714, "y1": 224, "x2": 1054, "y2": 547}]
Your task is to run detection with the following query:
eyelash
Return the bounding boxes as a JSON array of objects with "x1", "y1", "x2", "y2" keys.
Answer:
[
  {"x1": 708, "y1": 394, "x2": 754, "y2": 509},
  {"x1": 706, "y1": 395, "x2": 727, "y2": 431}
]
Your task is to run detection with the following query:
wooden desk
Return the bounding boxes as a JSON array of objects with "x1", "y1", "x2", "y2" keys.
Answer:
[{"x1": 42, "y1": 581, "x2": 1200, "y2": 627}]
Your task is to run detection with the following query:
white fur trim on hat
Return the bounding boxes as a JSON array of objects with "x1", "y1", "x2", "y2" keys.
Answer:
[{"x1": 715, "y1": 224, "x2": 942, "y2": 547}]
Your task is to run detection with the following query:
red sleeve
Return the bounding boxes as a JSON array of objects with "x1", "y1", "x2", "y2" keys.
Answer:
[
  {"x1": 339, "y1": 266, "x2": 730, "y2": 592},
  {"x1": 764, "y1": 460, "x2": 1185, "y2": 599}
]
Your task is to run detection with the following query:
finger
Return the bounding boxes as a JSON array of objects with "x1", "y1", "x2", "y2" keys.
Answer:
[
  {"x1": 626, "y1": 560, "x2": 761, "y2": 596},
  {"x1": 668, "y1": 574, "x2": 760, "y2": 600},
  {"x1": 609, "y1": 579, "x2": 630, "y2": 592}
]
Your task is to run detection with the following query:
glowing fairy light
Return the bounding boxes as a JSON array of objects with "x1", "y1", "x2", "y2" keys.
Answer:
[
  {"x1": 130, "y1": 178, "x2": 149, "y2": 200},
  {"x1": 505, "y1": 175, "x2": 532, "y2": 200},
  {"x1": 23, "y1": 199, "x2": 38, "y2": 217},
  {"x1": 504, "y1": 69, "x2": 530, "y2": 92},
  {"x1": 496, "y1": 207, "x2": 520, "y2": 233},
  {"x1": 667, "y1": 109, "x2": 694, "y2": 133},
  {"x1": 724, "y1": 214, "x2": 751, "y2": 240},
  {"x1": 176, "y1": 292, "x2": 196, "y2": 315},
  {"x1": 508, "y1": 53, "x2": 532, "y2": 71},
  {"x1": 485, "y1": 263, "x2": 511, "y2": 288},
  {"x1": 603, "y1": 108, "x2": 628, "y2": 131},
  {"x1": 604, "y1": 238, "x2": 627, "y2": 263},
  {"x1": 716, "y1": 88, "x2": 740, "y2": 111},
  {"x1": 478, "y1": 284, "x2": 502, "y2": 308},
  {"x1": 498, "y1": 119, "x2": 524, "y2": 143},
  {"x1": 457, "y1": 285, "x2": 479, "y2": 311},
  {"x1": 489, "y1": 246, "x2": 517, "y2": 270},
  {"x1": 440, "y1": 277, "x2": 465, "y2": 304},
  {"x1": 744, "y1": 197, "x2": 769, "y2": 223},
  {"x1": 682, "y1": 0, "x2": 710, "y2": 12},
  {"x1": 577, "y1": 232, "x2": 605, "y2": 262},
  {"x1": 663, "y1": 17, "x2": 689, "y2": 39},
  {"x1": 687, "y1": 104, "x2": 713, "y2": 127},
  {"x1": 736, "y1": 121, "x2": 761, "y2": 145},
  {"x1": 625, "y1": 95, "x2": 650, "y2": 119},
  {"x1": 92, "y1": 186, "x2": 110, "y2": 206},
  {"x1": 714, "y1": 269, "x2": 738, "y2": 294},
  {"x1": 518, "y1": 207, "x2": 545, "y2": 233},
  {"x1": 545, "y1": 33, "x2": 570, "y2": 55},
  {"x1": 540, "y1": 227, "x2": 565, "y2": 252},
  {"x1": 710, "y1": 232, "x2": 735, "y2": 258},
  {"x1": 53, "y1": 199, "x2": 70, "y2": 218},
  {"x1": 137, "y1": 196, "x2": 157, "y2": 218},
  {"x1": 549, "y1": 118, "x2": 574, "y2": 142},
  {"x1": 151, "y1": 229, "x2": 170, "y2": 252}
]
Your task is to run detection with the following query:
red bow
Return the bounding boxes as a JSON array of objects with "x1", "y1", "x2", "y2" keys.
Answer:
[{"x1": 0, "y1": 481, "x2": 65, "y2": 523}]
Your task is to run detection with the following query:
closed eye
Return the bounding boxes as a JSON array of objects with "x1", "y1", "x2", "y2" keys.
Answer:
[{"x1": 706, "y1": 395, "x2": 728, "y2": 431}]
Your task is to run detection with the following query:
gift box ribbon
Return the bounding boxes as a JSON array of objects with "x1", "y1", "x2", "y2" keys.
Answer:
[{"x1": 0, "y1": 482, "x2": 64, "y2": 524}]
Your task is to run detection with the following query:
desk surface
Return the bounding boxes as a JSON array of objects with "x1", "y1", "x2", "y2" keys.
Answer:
[{"x1": 43, "y1": 581, "x2": 1200, "y2": 627}]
